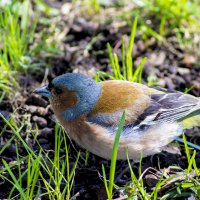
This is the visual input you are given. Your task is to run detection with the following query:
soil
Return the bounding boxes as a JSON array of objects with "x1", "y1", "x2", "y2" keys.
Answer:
[{"x1": 0, "y1": 1, "x2": 200, "y2": 199}]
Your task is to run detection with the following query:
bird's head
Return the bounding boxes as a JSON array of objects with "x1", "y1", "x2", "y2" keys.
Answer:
[{"x1": 34, "y1": 73, "x2": 102, "y2": 121}]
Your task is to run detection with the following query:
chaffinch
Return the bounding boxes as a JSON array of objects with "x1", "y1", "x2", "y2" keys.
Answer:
[{"x1": 34, "y1": 73, "x2": 200, "y2": 160}]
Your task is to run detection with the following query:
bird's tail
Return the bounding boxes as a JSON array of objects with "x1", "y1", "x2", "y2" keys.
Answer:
[{"x1": 181, "y1": 103, "x2": 200, "y2": 129}]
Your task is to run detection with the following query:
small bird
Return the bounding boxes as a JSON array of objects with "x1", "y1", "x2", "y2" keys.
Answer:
[{"x1": 34, "y1": 73, "x2": 200, "y2": 160}]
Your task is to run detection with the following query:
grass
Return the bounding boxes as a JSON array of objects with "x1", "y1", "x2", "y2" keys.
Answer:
[
  {"x1": 0, "y1": 60, "x2": 18, "y2": 99},
  {"x1": 0, "y1": 0, "x2": 61, "y2": 99},
  {"x1": 0, "y1": 0, "x2": 37, "y2": 99},
  {"x1": 0, "y1": 113, "x2": 80, "y2": 199},
  {"x1": 123, "y1": 134, "x2": 200, "y2": 200},
  {"x1": 97, "y1": 17, "x2": 147, "y2": 82},
  {"x1": 102, "y1": 111, "x2": 126, "y2": 200},
  {"x1": 111, "y1": 0, "x2": 200, "y2": 56},
  {"x1": 0, "y1": 1, "x2": 38, "y2": 72},
  {"x1": 139, "y1": 0, "x2": 200, "y2": 54},
  {"x1": 139, "y1": 0, "x2": 200, "y2": 35}
]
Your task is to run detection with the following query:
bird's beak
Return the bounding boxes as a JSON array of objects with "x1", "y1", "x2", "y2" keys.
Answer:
[{"x1": 34, "y1": 85, "x2": 52, "y2": 98}]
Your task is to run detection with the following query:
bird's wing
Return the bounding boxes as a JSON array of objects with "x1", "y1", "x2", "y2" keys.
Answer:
[
  {"x1": 87, "y1": 80, "x2": 151, "y2": 126},
  {"x1": 137, "y1": 92, "x2": 200, "y2": 126},
  {"x1": 87, "y1": 82, "x2": 200, "y2": 129}
]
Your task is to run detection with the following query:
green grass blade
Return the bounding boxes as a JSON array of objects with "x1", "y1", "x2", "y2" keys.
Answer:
[
  {"x1": 108, "y1": 111, "x2": 126, "y2": 199},
  {"x1": 2, "y1": 159, "x2": 27, "y2": 199}
]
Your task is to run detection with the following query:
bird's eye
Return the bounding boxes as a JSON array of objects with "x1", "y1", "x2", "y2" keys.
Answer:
[{"x1": 55, "y1": 88, "x2": 63, "y2": 95}]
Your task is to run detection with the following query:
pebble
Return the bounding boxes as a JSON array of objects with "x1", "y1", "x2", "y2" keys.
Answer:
[
  {"x1": 0, "y1": 110, "x2": 10, "y2": 120},
  {"x1": 61, "y1": 3, "x2": 72, "y2": 15},
  {"x1": 187, "y1": 195, "x2": 198, "y2": 200},
  {"x1": 26, "y1": 94, "x2": 48, "y2": 107},
  {"x1": 26, "y1": 105, "x2": 48, "y2": 116},
  {"x1": 136, "y1": 40, "x2": 145, "y2": 52},
  {"x1": 147, "y1": 51, "x2": 166, "y2": 66},
  {"x1": 182, "y1": 54, "x2": 197, "y2": 65},
  {"x1": 168, "y1": 65, "x2": 177, "y2": 74},
  {"x1": 38, "y1": 138, "x2": 48, "y2": 144},
  {"x1": 191, "y1": 80, "x2": 200, "y2": 90},
  {"x1": 145, "y1": 174, "x2": 159, "y2": 187},
  {"x1": 177, "y1": 67, "x2": 190, "y2": 75},
  {"x1": 39, "y1": 128, "x2": 53, "y2": 138},
  {"x1": 157, "y1": 79, "x2": 166, "y2": 87},
  {"x1": 183, "y1": 73, "x2": 192, "y2": 83},
  {"x1": 32, "y1": 116, "x2": 47, "y2": 128},
  {"x1": 174, "y1": 76, "x2": 185, "y2": 86}
]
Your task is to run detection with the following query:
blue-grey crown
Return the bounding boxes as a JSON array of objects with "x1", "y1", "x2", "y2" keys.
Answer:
[{"x1": 52, "y1": 73, "x2": 102, "y2": 121}]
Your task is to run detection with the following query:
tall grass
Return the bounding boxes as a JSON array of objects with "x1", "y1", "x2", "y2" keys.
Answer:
[
  {"x1": 0, "y1": 0, "x2": 61, "y2": 99},
  {"x1": 0, "y1": 1, "x2": 38, "y2": 99},
  {"x1": 0, "y1": 113, "x2": 80, "y2": 199},
  {"x1": 0, "y1": 1, "x2": 38, "y2": 72},
  {"x1": 96, "y1": 18, "x2": 147, "y2": 83},
  {"x1": 0, "y1": 60, "x2": 18, "y2": 99},
  {"x1": 140, "y1": 0, "x2": 200, "y2": 35}
]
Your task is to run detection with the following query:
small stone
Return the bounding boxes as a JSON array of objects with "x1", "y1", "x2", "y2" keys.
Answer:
[
  {"x1": 40, "y1": 128, "x2": 53, "y2": 137},
  {"x1": 145, "y1": 174, "x2": 159, "y2": 187},
  {"x1": 191, "y1": 80, "x2": 200, "y2": 90},
  {"x1": 157, "y1": 79, "x2": 166, "y2": 87},
  {"x1": 182, "y1": 54, "x2": 196, "y2": 65},
  {"x1": 177, "y1": 67, "x2": 190, "y2": 75},
  {"x1": 0, "y1": 110, "x2": 10, "y2": 120},
  {"x1": 38, "y1": 138, "x2": 48, "y2": 144},
  {"x1": 147, "y1": 51, "x2": 166, "y2": 66},
  {"x1": 183, "y1": 73, "x2": 192, "y2": 82},
  {"x1": 187, "y1": 195, "x2": 197, "y2": 200},
  {"x1": 41, "y1": 143, "x2": 52, "y2": 150},
  {"x1": 137, "y1": 40, "x2": 145, "y2": 52},
  {"x1": 26, "y1": 105, "x2": 48, "y2": 116},
  {"x1": 174, "y1": 76, "x2": 185, "y2": 86},
  {"x1": 61, "y1": 3, "x2": 72, "y2": 15},
  {"x1": 168, "y1": 65, "x2": 177, "y2": 74},
  {"x1": 33, "y1": 116, "x2": 47, "y2": 128},
  {"x1": 0, "y1": 110, "x2": 11, "y2": 125},
  {"x1": 26, "y1": 94, "x2": 48, "y2": 107}
]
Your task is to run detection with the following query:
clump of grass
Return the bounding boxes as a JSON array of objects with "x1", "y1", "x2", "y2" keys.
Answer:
[
  {"x1": 0, "y1": 1, "x2": 37, "y2": 99},
  {"x1": 113, "y1": 0, "x2": 200, "y2": 55},
  {"x1": 74, "y1": 0, "x2": 101, "y2": 16},
  {"x1": 0, "y1": 60, "x2": 18, "y2": 99},
  {"x1": 0, "y1": 1, "x2": 38, "y2": 72},
  {"x1": 124, "y1": 133, "x2": 200, "y2": 199},
  {"x1": 39, "y1": 123, "x2": 80, "y2": 200},
  {"x1": 0, "y1": 0, "x2": 61, "y2": 99},
  {"x1": 140, "y1": 0, "x2": 200, "y2": 36},
  {"x1": 0, "y1": 113, "x2": 80, "y2": 199},
  {"x1": 96, "y1": 17, "x2": 147, "y2": 83}
]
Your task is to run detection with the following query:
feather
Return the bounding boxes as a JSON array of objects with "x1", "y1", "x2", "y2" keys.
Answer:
[{"x1": 87, "y1": 87, "x2": 200, "y2": 133}]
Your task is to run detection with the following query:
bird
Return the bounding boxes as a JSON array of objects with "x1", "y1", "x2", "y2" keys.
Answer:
[{"x1": 34, "y1": 73, "x2": 200, "y2": 160}]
